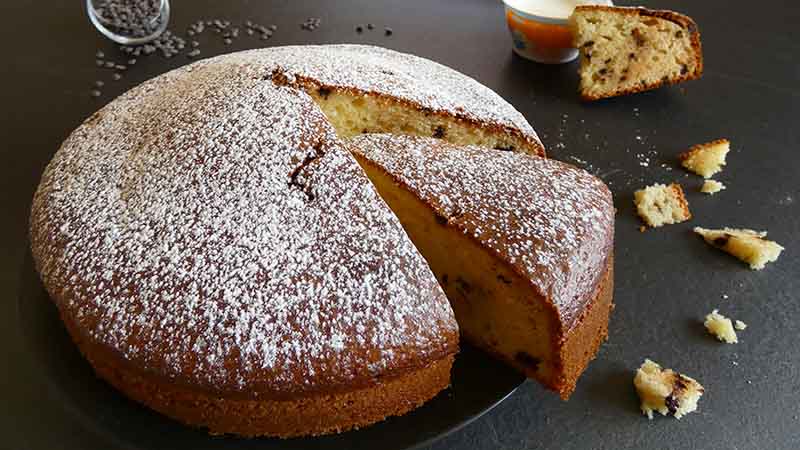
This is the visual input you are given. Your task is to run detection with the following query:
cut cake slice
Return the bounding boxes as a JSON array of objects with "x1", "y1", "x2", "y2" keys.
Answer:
[{"x1": 570, "y1": 6, "x2": 703, "y2": 100}]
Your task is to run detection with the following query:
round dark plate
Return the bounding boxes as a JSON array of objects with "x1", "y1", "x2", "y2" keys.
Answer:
[{"x1": 17, "y1": 252, "x2": 525, "y2": 450}]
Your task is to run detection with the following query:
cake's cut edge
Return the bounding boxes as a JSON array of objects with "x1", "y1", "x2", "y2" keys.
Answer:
[{"x1": 570, "y1": 5, "x2": 703, "y2": 101}]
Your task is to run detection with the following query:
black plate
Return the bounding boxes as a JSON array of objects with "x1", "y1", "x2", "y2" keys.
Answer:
[{"x1": 17, "y1": 252, "x2": 525, "y2": 450}]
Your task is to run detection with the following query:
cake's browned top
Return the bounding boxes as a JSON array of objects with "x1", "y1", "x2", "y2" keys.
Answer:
[
  {"x1": 30, "y1": 50, "x2": 460, "y2": 399},
  {"x1": 350, "y1": 134, "x2": 615, "y2": 333}
]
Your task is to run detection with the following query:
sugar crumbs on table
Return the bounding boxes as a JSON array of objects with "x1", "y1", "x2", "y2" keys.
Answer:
[
  {"x1": 112, "y1": 73, "x2": 122, "y2": 81},
  {"x1": 367, "y1": 23, "x2": 374, "y2": 30},
  {"x1": 90, "y1": 89, "x2": 102, "y2": 97},
  {"x1": 224, "y1": 38, "x2": 232, "y2": 45},
  {"x1": 104, "y1": 61, "x2": 116, "y2": 68},
  {"x1": 96, "y1": 59, "x2": 104, "y2": 67},
  {"x1": 95, "y1": 80, "x2": 105, "y2": 87},
  {"x1": 127, "y1": 58, "x2": 137, "y2": 65},
  {"x1": 187, "y1": 49, "x2": 201, "y2": 58},
  {"x1": 95, "y1": 50, "x2": 105, "y2": 58}
]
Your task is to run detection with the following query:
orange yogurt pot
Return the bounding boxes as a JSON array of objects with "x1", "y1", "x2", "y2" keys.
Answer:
[{"x1": 503, "y1": 0, "x2": 612, "y2": 64}]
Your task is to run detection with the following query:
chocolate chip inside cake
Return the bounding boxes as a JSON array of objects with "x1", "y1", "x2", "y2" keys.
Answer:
[
  {"x1": 570, "y1": 6, "x2": 703, "y2": 100},
  {"x1": 350, "y1": 134, "x2": 615, "y2": 398},
  {"x1": 634, "y1": 359, "x2": 704, "y2": 420}
]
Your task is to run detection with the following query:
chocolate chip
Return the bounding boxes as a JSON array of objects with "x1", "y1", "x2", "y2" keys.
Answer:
[
  {"x1": 493, "y1": 144, "x2": 515, "y2": 152},
  {"x1": 665, "y1": 394, "x2": 679, "y2": 416},
  {"x1": 681, "y1": 64, "x2": 689, "y2": 75},
  {"x1": 675, "y1": 30, "x2": 683, "y2": 38},
  {"x1": 432, "y1": 125, "x2": 446, "y2": 138},
  {"x1": 514, "y1": 352, "x2": 541, "y2": 371},
  {"x1": 713, "y1": 236, "x2": 730, "y2": 247},
  {"x1": 435, "y1": 213, "x2": 448, "y2": 226},
  {"x1": 384, "y1": 27, "x2": 393, "y2": 36},
  {"x1": 582, "y1": 40, "x2": 594, "y2": 47},
  {"x1": 356, "y1": 25, "x2": 363, "y2": 33},
  {"x1": 497, "y1": 274, "x2": 512, "y2": 284},
  {"x1": 631, "y1": 28, "x2": 647, "y2": 47},
  {"x1": 367, "y1": 23, "x2": 374, "y2": 30},
  {"x1": 455, "y1": 277, "x2": 472, "y2": 293},
  {"x1": 317, "y1": 86, "x2": 331, "y2": 99},
  {"x1": 599, "y1": 68, "x2": 608, "y2": 75}
]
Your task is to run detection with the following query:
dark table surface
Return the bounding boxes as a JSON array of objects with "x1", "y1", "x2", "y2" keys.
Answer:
[{"x1": 2, "y1": 0, "x2": 799, "y2": 449}]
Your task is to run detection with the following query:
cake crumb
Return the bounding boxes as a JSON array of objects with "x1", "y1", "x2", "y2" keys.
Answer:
[
  {"x1": 704, "y1": 309, "x2": 738, "y2": 343},
  {"x1": 639, "y1": 225, "x2": 646, "y2": 233},
  {"x1": 680, "y1": 139, "x2": 730, "y2": 178},
  {"x1": 735, "y1": 320, "x2": 747, "y2": 331},
  {"x1": 634, "y1": 183, "x2": 691, "y2": 227},
  {"x1": 634, "y1": 359, "x2": 704, "y2": 419},
  {"x1": 701, "y1": 179, "x2": 726, "y2": 194},
  {"x1": 694, "y1": 227, "x2": 784, "y2": 270}
]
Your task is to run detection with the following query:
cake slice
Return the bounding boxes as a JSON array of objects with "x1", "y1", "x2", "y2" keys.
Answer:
[
  {"x1": 349, "y1": 134, "x2": 615, "y2": 398},
  {"x1": 694, "y1": 227, "x2": 784, "y2": 270},
  {"x1": 634, "y1": 359, "x2": 704, "y2": 419},
  {"x1": 634, "y1": 183, "x2": 691, "y2": 227},
  {"x1": 569, "y1": 6, "x2": 703, "y2": 100},
  {"x1": 680, "y1": 139, "x2": 730, "y2": 178}
]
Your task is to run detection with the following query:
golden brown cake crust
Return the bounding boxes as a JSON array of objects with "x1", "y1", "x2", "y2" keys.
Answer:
[
  {"x1": 573, "y1": 6, "x2": 703, "y2": 101},
  {"x1": 679, "y1": 138, "x2": 731, "y2": 162},
  {"x1": 61, "y1": 310, "x2": 454, "y2": 438}
]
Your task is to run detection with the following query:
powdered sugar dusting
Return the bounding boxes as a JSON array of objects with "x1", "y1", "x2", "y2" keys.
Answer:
[
  {"x1": 230, "y1": 45, "x2": 540, "y2": 146},
  {"x1": 30, "y1": 51, "x2": 458, "y2": 396},
  {"x1": 351, "y1": 134, "x2": 614, "y2": 330}
]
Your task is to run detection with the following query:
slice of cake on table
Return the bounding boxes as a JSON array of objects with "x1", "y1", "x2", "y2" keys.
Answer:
[
  {"x1": 570, "y1": 6, "x2": 703, "y2": 100},
  {"x1": 350, "y1": 134, "x2": 615, "y2": 398}
]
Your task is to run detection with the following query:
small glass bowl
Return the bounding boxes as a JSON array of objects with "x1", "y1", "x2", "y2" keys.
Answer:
[
  {"x1": 502, "y1": 0, "x2": 612, "y2": 64},
  {"x1": 87, "y1": 0, "x2": 170, "y2": 45}
]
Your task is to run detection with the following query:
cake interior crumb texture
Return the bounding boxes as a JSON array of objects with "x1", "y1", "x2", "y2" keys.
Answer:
[
  {"x1": 634, "y1": 359, "x2": 704, "y2": 420},
  {"x1": 633, "y1": 183, "x2": 691, "y2": 227},
  {"x1": 569, "y1": 6, "x2": 703, "y2": 100},
  {"x1": 701, "y1": 179, "x2": 725, "y2": 194},
  {"x1": 704, "y1": 309, "x2": 738, "y2": 344},
  {"x1": 349, "y1": 134, "x2": 615, "y2": 399},
  {"x1": 694, "y1": 227, "x2": 784, "y2": 270},
  {"x1": 680, "y1": 139, "x2": 730, "y2": 178}
]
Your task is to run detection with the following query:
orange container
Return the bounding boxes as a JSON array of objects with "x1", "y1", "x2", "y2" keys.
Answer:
[{"x1": 502, "y1": 1, "x2": 612, "y2": 64}]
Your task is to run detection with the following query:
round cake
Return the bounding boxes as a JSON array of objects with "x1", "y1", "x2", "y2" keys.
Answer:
[{"x1": 29, "y1": 45, "x2": 547, "y2": 437}]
